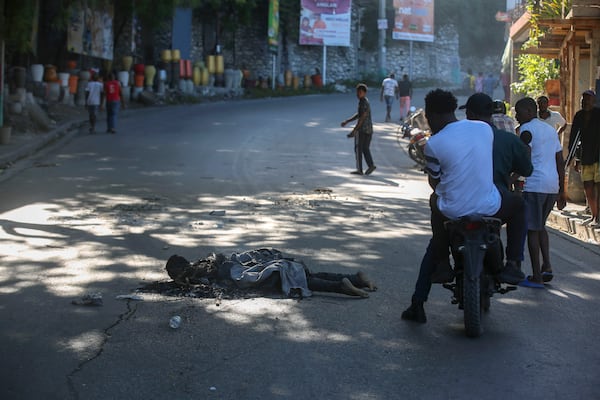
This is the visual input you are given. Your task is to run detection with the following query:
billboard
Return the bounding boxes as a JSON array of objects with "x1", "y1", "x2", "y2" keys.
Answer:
[
  {"x1": 67, "y1": 3, "x2": 114, "y2": 60},
  {"x1": 299, "y1": 0, "x2": 352, "y2": 47},
  {"x1": 392, "y1": 0, "x2": 435, "y2": 42}
]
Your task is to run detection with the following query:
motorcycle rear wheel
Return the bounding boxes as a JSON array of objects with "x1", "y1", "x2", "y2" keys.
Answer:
[{"x1": 463, "y1": 274, "x2": 483, "y2": 337}]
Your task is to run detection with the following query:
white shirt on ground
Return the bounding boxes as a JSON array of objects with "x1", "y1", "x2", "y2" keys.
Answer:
[
  {"x1": 521, "y1": 118, "x2": 562, "y2": 193},
  {"x1": 425, "y1": 119, "x2": 501, "y2": 219}
]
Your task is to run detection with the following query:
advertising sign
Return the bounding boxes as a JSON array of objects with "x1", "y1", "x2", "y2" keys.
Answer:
[
  {"x1": 67, "y1": 3, "x2": 114, "y2": 60},
  {"x1": 299, "y1": 0, "x2": 352, "y2": 47},
  {"x1": 268, "y1": 0, "x2": 280, "y2": 54},
  {"x1": 392, "y1": 0, "x2": 435, "y2": 43}
]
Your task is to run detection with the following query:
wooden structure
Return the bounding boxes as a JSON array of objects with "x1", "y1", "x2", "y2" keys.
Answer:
[{"x1": 509, "y1": 1, "x2": 600, "y2": 122}]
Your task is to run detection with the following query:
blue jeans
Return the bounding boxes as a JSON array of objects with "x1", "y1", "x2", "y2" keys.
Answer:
[{"x1": 106, "y1": 101, "x2": 120, "y2": 131}]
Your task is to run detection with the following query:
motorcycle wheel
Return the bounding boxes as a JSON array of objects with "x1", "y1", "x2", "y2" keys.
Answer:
[
  {"x1": 481, "y1": 275, "x2": 491, "y2": 312},
  {"x1": 408, "y1": 145, "x2": 425, "y2": 165},
  {"x1": 463, "y1": 274, "x2": 483, "y2": 338}
]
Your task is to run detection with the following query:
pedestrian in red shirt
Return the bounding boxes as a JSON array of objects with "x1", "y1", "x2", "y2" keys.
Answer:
[{"x1": 104, "y1": 72, "x2": 125, "y2": 134}]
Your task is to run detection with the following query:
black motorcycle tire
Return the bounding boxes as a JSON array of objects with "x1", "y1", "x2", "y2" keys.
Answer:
[
  {"x1": 408, "y1": 145, "x2": 425, "y2": 165},
  {"x1": 463, "y1": 274, "x2": 483, "y2": 338},
  {"x1": 481, "y1": 275, "x2": 491, "y2": 312}
]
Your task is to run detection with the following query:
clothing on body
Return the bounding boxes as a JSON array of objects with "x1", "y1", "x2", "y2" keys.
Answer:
[
  {"x1": 381, "y1": 77, "x2": 398, "y2": 97},
  {"x1": 520, "y1": 118, "x2": 562, "y2": 194},
  {"x1": 568, "y1": 107, "x2": 600, "y2": 166},
  {"x1": 85, "y1": 81, "x2": 103, "y2": 106},
  {"x1": 491, "y1": 126, "x2": 533, "y2": 192},
  {"x1": 424, "y1": 119, "x2": 501, "y2": 219},
  {"x1": 491, "y1": 113, "x2": 516, "y2": 135},
  {"x1": 539, "y1": 110, "x2": 566, "y2": 132}
]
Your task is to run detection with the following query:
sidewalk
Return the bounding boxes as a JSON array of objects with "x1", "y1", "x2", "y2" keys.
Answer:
[{"x1": 1, "y1": 92, "x2": 598, "y2": 246}]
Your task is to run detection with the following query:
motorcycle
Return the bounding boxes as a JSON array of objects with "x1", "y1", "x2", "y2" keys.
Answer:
[
  {"x1": 442, "y1": 216, "x2": 517, "y2": 338},
  {"x1": 400, "y1": 107, "x2": 430, "y2": 166}
]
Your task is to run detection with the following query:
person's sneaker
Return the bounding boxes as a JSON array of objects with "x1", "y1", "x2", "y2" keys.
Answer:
[
  {"x1": 350, "y1": 170, "x2": 363, "y2": 175},
  {"x1": 431, "y1": 262, "x2": 455, "y2": 283},
  {"x1": 401, "y1": 301, "x2": 426, "y2": 323},
  {"x1": 365, "y1": 165, "x2": 376, "y2": 175},
  {"x1": 498, "y1": 260, "x2": 525, "y2": 284}
]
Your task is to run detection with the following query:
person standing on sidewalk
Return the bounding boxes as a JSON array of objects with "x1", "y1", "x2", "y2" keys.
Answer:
[
  {"x1": 104, "y1": 72, "x2": 125, "y2": 134},
  {"x1": 567, "y1": 90, "x2": 600, "y2": 227},
  {"x1": 537, "y1": 95, "x2": 567, "y2": 137},
  {"x1": 85, "y1": 73, "x2": 103, "y2": 134},
  {"x1": 380, "y1": 73, "x2": 398, "y2": 122},
  {"x1": 341, "y1": 83, "x2": 376, "y2": 175},
  {"x1": 515, "y1": 97, "x2": 567, "y2": 288},
  {"x1": 398, "y1": 74, "x2": 412, "y2": 121}
]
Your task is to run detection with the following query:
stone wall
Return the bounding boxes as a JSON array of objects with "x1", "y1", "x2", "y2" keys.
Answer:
[{"x1": 113, "y1": 6, "x2": 461, "y2": 87}]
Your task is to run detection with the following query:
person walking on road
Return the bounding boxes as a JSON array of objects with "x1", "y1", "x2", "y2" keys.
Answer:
[
  {"x1": 341, "y1": 83, "x2": 376, "y2": 175},
  {"x1": 567, "y1": 90, "x2": 600, "y2": 227},
  {"x1": 380, "y1": 73, "x2": 399, "y2": 122},
  {"x1": 515, "y1": 97, "x2": 567, "y2": 288},
  {"x1": 398, "y1": 74, "x2": 413, "y2": 121},
  {"x1": 85, "y1": 73, "x2": 103, "y2": 134},
  {"x1": 104, "y1": 72, "x2": 125, "y2": 134}
]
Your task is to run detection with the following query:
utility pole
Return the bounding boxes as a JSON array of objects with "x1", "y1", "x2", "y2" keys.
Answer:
[{"x1": 378, "y1": 0, "x2": 386, "y2": 77}]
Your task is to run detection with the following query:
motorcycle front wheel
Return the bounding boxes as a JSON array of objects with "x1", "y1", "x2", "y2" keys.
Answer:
[{"x1": 463, "y1": 274, "x2": 483, "y2": 338}]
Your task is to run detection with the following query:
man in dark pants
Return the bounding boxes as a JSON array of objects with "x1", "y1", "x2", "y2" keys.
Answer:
[
  {"x1": 341, "y1": 83, "x2": 376, "y2": 175},
  {"x1": 568, "y1": 90, "x2": 600, "y2": 227},
  {"x1": 463, "y1": 93, "x2": 533, "y2": 272},
  {"x1": 401, "y1": 90, "x2": 526, "y2": 324}
]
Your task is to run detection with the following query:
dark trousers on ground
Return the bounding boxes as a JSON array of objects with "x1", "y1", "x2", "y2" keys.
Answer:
[
  {"x1": 355, "y1": 132, "x2": 374, "y2": 172},
  {"x1": 412, "y1": 189, "x2": 525, "y2": 303},
  {"x1": 307, "y1": 272, "x2": 362, "y2": 293}
]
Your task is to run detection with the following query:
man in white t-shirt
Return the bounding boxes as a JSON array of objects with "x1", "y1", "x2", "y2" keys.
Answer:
[
  {"x1": 537, "y1": 95, "x2": 566, "y2": 137},
  {"x1": 85, "y1": 73, "x2": 104, "y2": 133},
  {"x1": 401, "y1": 90, "x2": 526, "y2": 324},
  {"x1": 515, "y1": 97, "x2": 566, "y2": 288},
  {"x1": 380, "y1": 73, "x2": 399, "y2": 122}
]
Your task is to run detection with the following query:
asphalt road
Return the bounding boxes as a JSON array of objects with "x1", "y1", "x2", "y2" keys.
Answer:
[{"x1": 1, "y1": 90, "x2": 599, "y2": 400}]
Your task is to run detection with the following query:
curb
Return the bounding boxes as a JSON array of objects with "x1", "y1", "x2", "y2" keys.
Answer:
[
  {"x1": 0, "y1": 119, "x2": 86, "y2": 179},
  {"x1": 547, "y1": 209, "x2": 599, "y2": 245}
]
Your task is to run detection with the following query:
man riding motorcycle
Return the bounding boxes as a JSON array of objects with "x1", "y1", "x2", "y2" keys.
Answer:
[{"x1": 401, "y1": 90, "x2": 527, "y2": 324}]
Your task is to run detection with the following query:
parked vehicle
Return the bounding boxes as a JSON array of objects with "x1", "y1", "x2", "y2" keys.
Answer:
[
  {"x1": 442, "y1": 216, "x2": 517, "y2": 337},
  {"x1": 400, "y1": 107, "x2": 431, "y2": 167}
]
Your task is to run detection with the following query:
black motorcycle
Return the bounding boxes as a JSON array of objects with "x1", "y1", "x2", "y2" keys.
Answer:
[{"x1": 442, "y1": 216, "x2": 517, "y2": 337}]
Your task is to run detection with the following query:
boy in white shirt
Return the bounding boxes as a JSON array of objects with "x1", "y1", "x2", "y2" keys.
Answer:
[{"x1": 85, "y1": 74, "x2": 104, "y2": 133}]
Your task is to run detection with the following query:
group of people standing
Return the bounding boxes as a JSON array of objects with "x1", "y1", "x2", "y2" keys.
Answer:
[{"x1": 398, "y1": 87, "x2": 599, "y2": 324}]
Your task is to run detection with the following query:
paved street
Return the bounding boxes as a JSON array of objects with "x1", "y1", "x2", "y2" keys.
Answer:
[{"x1": 1, "y1": 91, "x2": 599, "y2": 399}]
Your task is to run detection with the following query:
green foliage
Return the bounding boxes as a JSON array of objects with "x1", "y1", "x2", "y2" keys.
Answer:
[
  {"x1": 511, "y1": 1, "x2": 568, "y2": 97},
  {"x1": 0, "y1": 1, "x2": 38, "y2": 53},
  {"x1": 511, "y1": 39, "x2": 560, "y2": 97}
]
